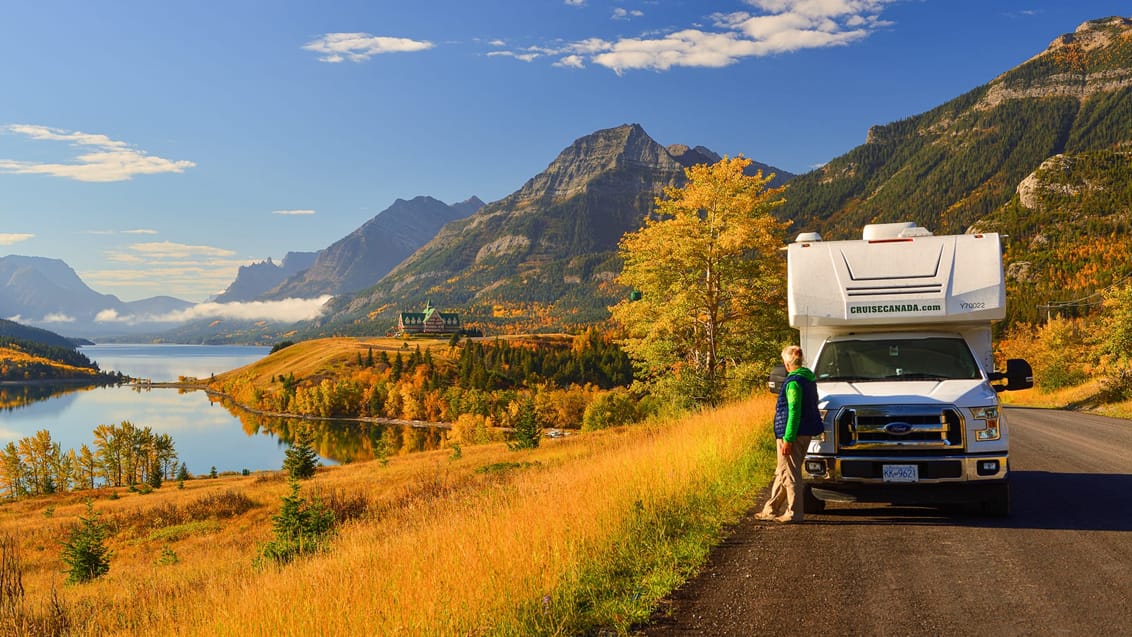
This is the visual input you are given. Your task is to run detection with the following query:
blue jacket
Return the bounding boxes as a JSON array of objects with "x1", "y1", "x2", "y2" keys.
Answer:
[{"x1": 773, "y1": 367, "x2": 823, "y2": 442}]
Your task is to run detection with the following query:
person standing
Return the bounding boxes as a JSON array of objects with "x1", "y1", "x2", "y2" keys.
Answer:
[{"x1": 757, "y1": 345, "x2": 824, "y2": 524}]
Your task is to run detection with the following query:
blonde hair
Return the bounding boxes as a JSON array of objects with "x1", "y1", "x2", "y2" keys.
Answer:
[{"x1": 781, "y1": 345, "x2": 804, "y2": 368}]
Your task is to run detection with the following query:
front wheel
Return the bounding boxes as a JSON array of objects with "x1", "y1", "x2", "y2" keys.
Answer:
[{"x1": 803, "y1": 484, "x2": 826, "y2": 514}]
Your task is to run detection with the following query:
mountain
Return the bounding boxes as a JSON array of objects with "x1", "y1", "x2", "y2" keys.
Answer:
[
  {"x1": 0, "y1": 255, "x2": 194, "y2": 337},
  {"x1": 0, "y1": 318, "x2": 76, "y2": 349},
  {"x1": 772, "y1": 16, "x2": 1132, "y2": 326},
  {"x1": 777, "y1": 15, "x2": 1132, "y2": 239},
  {"x1": 259, "y1": 196, "x2": 484, "y2": 301},
  {"x1": 311, "y1": 124, "x2": 795, "y2": 334},
  {"x1": 213, "y1": 252, "x2": 318, "y2": 303}
]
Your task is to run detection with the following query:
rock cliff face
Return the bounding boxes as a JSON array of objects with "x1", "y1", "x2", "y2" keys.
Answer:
[
  {"x1": 980, "y1": 17, "x2": 1132, "y2": 108},
  {"x1": 260, "y1": 196, "x2": 482, "y2": 301},
  {"x1": 214, "y1": 252, "x2": 318, "y2": 303}
]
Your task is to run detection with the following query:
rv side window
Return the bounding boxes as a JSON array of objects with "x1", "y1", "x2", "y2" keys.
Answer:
[{"x1": 814, "y1": 337, "x2": 981, "y2": 382}]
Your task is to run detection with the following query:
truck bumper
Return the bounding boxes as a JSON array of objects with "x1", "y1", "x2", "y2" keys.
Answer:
[{"x1": 802, "y1": 453, "x2": 1008, "y2": 503}]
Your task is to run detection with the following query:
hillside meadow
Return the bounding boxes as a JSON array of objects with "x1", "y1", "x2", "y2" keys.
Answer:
[{"x1": 0, "y1": 394, "x2": 778, "y2": 636}]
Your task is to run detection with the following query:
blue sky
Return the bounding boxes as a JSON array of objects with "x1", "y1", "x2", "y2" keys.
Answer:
[{"x1": 1, "y1": 0, "x2": 1128, "y2": 321}]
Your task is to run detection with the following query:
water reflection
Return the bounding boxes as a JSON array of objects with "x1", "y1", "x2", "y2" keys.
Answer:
[
  {"x1": 212, "y1": 395, "x2": 448, "y2": 464},
  {"x1": 0, "y1": 382, "x2": 102, "y2": 413},
  {"x1": 0, "y1": 345, "x2": 450, "y2": 472}
]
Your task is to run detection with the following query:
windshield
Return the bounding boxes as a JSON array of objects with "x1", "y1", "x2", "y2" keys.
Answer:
[{"x1": 814, "y1": 337, "x2": 982, "y2": 382}]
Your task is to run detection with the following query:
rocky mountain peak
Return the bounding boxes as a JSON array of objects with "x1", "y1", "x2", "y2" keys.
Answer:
[
  {"x1": 502, "y1": 124, "x2": 684, "y2": 209},
  {"x1": 981, "y1": 16, "x2": 1132, "y2": 109}
]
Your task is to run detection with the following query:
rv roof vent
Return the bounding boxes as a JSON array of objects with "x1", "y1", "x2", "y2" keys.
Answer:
[
  {"x1": 862, "y1": 222, "x2": 933, "y2": 241},
  {"x1": 899, "y1": 226, "x2": 933, "y2": 238},
  {"x1": 794, "y1": 232, "x2": 822, "y2": 242}
]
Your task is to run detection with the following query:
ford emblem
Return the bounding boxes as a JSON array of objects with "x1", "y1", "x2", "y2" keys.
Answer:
[{"x1": 884, "y1": 422, "x2": 914, "y2": 435}]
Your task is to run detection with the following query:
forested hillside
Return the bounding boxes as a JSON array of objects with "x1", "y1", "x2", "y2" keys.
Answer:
[
  {"x1": 778, "y1": 17, "x2": 1132, "y2": 241},
  {"x1": 0, "y1": 337, "x2": 122, "y2": 383}
]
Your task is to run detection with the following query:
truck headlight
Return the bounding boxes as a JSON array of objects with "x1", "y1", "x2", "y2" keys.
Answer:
[
  {"x1": 972, "y1": 406, "x2": 1000, "y2": 441},
  {"x1": 813, "y1": 409, "x2": 828, "y2": 442}
]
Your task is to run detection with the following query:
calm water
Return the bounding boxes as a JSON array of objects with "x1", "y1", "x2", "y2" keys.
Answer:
[{"x1": 0, "y1": 344, "x2": 444, "y2": 475}]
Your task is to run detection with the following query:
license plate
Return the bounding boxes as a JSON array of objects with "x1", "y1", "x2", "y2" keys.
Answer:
[{"x1": 882, "y1": 464, "x2": 918, "y2": 483}]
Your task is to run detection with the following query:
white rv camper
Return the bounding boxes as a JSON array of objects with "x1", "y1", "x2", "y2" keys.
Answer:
[{"x1": 778, "y1": 222, "x2": 1032, "y2": 516}]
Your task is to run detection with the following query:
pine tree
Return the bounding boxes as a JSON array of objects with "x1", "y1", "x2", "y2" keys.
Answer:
[
  {"x1": 508, "y1": 396, "x2": 543, "y2": 451},
  {"x1": 60, "y1": 500, "x2": 112, "y2": 584},
  {"x1": 283, "y1": 427, "x2": 319, "y2": 480},
  {"x1": 255, "y1": 478, "x2": 335, "y2": 568}
]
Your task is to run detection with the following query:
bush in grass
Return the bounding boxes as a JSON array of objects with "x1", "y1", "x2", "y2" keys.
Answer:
[
  {"x1": 582, "y1": 388, "x2": 639, "y2": 431},
  {"x1": 255, "y1": 479, "x2": 335, "y2": 568},
  {"x1": 60, "y1": 501, "x2": 112, "y2": 585}
]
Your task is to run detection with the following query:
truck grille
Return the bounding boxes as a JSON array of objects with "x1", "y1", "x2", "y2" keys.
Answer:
[{"x1": 836, "y1": 405, "x2": 963, "y2": 455}]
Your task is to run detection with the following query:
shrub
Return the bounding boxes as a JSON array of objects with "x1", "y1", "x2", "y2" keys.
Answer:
[
  {"x1": 582, "y1": 388, "x2": 639, "y2": 431},
  {"x1": 255, "y1": 479, "x2": 335, "y2": 568},
  {"x1": 60, "y1": 501, "x2": 112, "y2": 585}
]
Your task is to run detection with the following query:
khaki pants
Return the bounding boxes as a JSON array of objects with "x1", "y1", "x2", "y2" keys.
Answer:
[{"x1": 760, "y1": 436, "x2": 811, "y2": 521}]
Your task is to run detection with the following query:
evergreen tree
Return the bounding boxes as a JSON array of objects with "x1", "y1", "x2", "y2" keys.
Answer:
[
  {"x1": 391, "y1": 353, "x2": 404, "y2": 381},
  {"x1": 176, "y1": 462, "x2": 190, "y2": 481},
  {"x1": 255, "y1": 478, "x2": 336, "y2": 567},
  {"x1": 147, "y1": 463, "x2": 162, "y2": 489},
  {"x1": 508, "y1": 396, "x2": 543, "y2": 451},
  {"x1": 283, "y1": 427, "x2": 319, "y2": 480},
  {"x1": 60, "y1": 500, "x2": 112, "y2": 584}
]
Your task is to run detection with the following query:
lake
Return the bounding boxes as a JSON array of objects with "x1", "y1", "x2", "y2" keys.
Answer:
[{"x1": 0, "y1": 344, "x2": 445, "y2": 475}]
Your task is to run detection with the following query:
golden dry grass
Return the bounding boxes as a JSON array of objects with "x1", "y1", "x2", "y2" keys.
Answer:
[{"x1": 2, "y1": 395, "x2": 777, "y2": 636}]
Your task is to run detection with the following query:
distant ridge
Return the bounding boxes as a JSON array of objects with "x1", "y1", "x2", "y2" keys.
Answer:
[
  {"x1": 0, "y1": 255, "x2": 193, "y2": 337},
  {"x1": 259, "y1": 196, "x2": 484, "y2": 301},
  {"x1": 0, "y1": 318, "x2": 76, "y2": 349}
]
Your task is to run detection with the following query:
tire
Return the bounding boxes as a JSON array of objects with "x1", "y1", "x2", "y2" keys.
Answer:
[{"x1": 803, "y1": 485, "x2": 826, "y2": 514}]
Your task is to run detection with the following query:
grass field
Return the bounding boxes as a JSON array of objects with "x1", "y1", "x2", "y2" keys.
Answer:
[{"x1": 0, "y1": 394, "x2": 778, "y2": 636}]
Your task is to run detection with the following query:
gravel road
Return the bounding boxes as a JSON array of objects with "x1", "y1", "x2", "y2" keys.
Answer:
[{"x1": 638, "y1": 407, "x2": 1132, "y2": 636}]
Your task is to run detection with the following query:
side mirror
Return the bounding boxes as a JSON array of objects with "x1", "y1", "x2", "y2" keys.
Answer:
[
  {"x1": 767, "y1": 364, "x2": 787, "y2": 394},
  {"x1": 991, "y1": 358, "x2": 1033, "y2": 392}
]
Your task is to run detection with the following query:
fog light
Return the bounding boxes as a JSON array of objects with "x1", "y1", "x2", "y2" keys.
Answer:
[
  {"x1": 977, "y1": 460, "x2": 1000, "y2": 476},
  {"x1": 805, "y1": 460, "x2": 826, "y2": 475}
]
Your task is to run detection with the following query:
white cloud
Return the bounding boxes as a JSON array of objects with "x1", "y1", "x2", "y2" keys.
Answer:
[
  {"x1": 565, "y1": 0, "x2": 586, "y2": 6},
  {"x1": 41, "y1": 313, "x2": 75, "y2": 323},
  {"x1": 487, "y1": 50, "x2": 543, "y2": 63},
  {"x1": 0, "y1": 233, "x2": 34, "y2": 245},
  {"x1": 302, "y1": 33, "x2": 434, "y2": 63},
  {"x1": 272, "y1": 209, "x2": 316, "y2": 216},
  {"x1": 128, "y1": 241, "x2": 236, "y2": 259},
  {"x1": 554, "y1": 55, "x2": 586, "y2": 69},
  {"x1": 490, "y1": 0, "x2": 895, "y2": 72},
  {"x1": 89, "y1": 240, "x2": 251, "y2": 302},
  {"x1": 96, "y1": 297, "x2": 333, "y2": 324},
  {"x1": 86, "y1": 228, "x2": 158, "y2": 236},
  {"x1": 0, "y1": 124, "x2": 195, "y2": 182}
]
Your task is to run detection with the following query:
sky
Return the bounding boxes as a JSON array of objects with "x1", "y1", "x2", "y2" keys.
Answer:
[{"x1": 1, "y1": 0, "x2": 1128, "y2": 322}]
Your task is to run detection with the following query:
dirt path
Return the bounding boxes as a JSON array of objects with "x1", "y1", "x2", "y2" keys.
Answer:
[{"x1": 638, "y1": 407, "x2": 1132, "y2": 636}]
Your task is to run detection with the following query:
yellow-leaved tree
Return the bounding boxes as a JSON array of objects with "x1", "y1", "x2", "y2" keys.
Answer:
[{"x1": 610, "y1": 156, "x2": 790, "y2": 407}]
